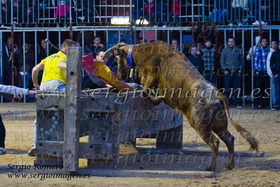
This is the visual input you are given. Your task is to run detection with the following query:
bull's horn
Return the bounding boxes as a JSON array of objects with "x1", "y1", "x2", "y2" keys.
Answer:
[{"x1": 102, "y1": 46, "x2": 118, "y2": 59}]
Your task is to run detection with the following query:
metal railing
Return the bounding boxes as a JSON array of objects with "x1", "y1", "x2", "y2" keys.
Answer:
[{"x1": 0, "y1": 0, "x2": 279, "y2": 26}]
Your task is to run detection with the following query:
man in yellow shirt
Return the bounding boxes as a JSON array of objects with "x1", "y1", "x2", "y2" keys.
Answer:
[{"x1": 32, "y1": 39, "x2": 74, "y2": 92}]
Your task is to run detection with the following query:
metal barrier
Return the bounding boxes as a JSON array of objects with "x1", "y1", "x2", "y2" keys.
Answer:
[{"x1": 0, "y1": 0, "x2": 279, "y2": 26}]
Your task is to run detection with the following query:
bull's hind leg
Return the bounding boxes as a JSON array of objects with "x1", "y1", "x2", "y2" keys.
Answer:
[
  {"x1": 214, "y1": 128, "x2": 235, "y2": 170},
  {"x1": 197, "y1": 130, "x2": 220, "y2": 171},
  {"x1": 187, "y1": 112, "x2": 219, "y2": 171}
]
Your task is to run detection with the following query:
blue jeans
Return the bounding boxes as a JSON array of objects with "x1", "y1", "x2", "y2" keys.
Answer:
[
  {"x1": 224, "y1": 70, "x2": 242, "y2": 106},
  {"x1": 274, "y1": 73, "x2": 280, "y2": 106},
  {"x1": 210, "y1": 9, "x2": 228, "y2": 23},
  {"x1": 40, "y1": 79, "x2": 66, "y2": 92},
  {"x1": 20, "y1": 72, "x2": 31, "y2": 88}
]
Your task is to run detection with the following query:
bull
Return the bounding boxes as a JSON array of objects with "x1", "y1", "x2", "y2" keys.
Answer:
[{"x1": 103, "y1": 41, "x2": 258, "y2": 171}]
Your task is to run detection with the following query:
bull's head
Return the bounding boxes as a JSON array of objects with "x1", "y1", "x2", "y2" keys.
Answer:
[{"x1": 103, "y1": 43, "x2": 132, "y2": 81}]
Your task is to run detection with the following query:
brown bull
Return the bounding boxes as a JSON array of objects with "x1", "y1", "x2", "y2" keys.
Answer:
[{"x1": 104, "y1": 41, "x2": 258, "y2": 171}]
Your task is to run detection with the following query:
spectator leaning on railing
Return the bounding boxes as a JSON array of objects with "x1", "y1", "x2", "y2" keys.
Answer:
[
  {"x1": 54, "y1": 0, "x2": 70, "y2": 23},
  {"x1": 270, "y1": 40, "x2": 280, "y2": 110},
  {"x1": 169, "y1": 0, "x2": 181, "y2": 25},
  {"x1": 251, "y1": 38, "x2": 270, "y2": 109},
  {"x1": 210, "y1": 0, "x2": 229, "y2": 23},
  {"x1": 266, "y1": 39, "x2": 278, "y2": 110},
  {"x1": 1, "y1": 0, "x2": 11, "y2": 25}
]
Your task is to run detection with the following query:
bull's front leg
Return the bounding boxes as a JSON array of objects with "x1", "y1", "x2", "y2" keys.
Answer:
[{"x1": 142, "y1": 78, "x2": 164, "y2": 105}]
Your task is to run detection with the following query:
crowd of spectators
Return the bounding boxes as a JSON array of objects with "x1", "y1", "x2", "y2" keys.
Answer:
[
  {"x1": 1, "y1": 33, "x2": 280, "y2": 111},
  {"x1": 0, "y1": 0, "x2": 278, "y2": 26}
]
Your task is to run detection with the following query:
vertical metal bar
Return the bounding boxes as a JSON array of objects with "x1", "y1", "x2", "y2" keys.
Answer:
[
  {"x1": 251, "y1": 29, "x2": 254, "y2": 108},
  {"x1": 118, "y1": 30, "x2": 121, "y2": 43},
  {"x1": 155, "y1": 29, "x2": 158, "y2": 40},
  {"x1": 202, "y1": 0, "x2": 205, "y2": 22},
  {"x1": 242, "y1": 30, "x2": 245, "y2": 106},
  {"x1": 23, "y1": 32, "x2": 26, "y2": 103},
  {"x1": 224, "y1": 30, "x2": 227, "y2": 48},
  {"x1": 191, "y1": 0, "x2": 194, "y2": 22},
  {"x1": 106, "y1": 30, "x2": 109, "y2": 48},
  {"x1": 35, "y1": 31, "x2": 38, "y2": 65},
  {"x1": 82, "y1": 31, "x2": 85, "y2": 55},
  {"x1": 180, "y1": 30, "x2": 183, "y2": 53},
  {"x1": 58, "y1": 31, "x2": 61, "y2": 49},
  {"x1": 269, "y1": 29, "x2": 272, "y2": 109},
  {"x1": 167, "y1": 30, "x2": 170, "y2": 45},
  {"x1": 46, "y1": 31, "x2": 50, "y2": 56}
]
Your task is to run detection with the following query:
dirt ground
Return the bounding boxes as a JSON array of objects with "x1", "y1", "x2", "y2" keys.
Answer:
[{"x1": 0, "y1": 103, "x2": 280, "y2": 187}]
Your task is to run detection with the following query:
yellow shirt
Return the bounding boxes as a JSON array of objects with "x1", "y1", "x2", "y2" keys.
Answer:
[{"x1": 41, "y1": 51, "x2": 67, "y2": 84}]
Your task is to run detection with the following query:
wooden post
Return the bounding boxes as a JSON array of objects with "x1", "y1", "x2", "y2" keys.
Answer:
[{"x1": 63, "y1": 47, "x2": 82, "y2": 172}]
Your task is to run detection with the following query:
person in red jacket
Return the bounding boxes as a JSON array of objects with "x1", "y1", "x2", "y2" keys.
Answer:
[
  {"x1": 54, "y1": 0, "x2": 70, "y2": 23},
  {"x1": 144, "y1": 0, "x2": 155, "y2": 25},
  {"x1": 169, "y1": 0, "x2": 181, "y2": 24}
]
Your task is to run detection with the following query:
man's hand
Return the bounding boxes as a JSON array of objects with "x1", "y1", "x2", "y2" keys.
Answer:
[
  {"x1": 249, "y1": 51, "x2": 254, "y2": 57},
  {"x1": 33, "y1": 83, "x2": 40, "y2": 90}
]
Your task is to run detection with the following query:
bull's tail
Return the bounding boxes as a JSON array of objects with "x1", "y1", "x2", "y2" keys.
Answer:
[{"x1": 219, "y1": 94, "x2": 259, "y2": 152}]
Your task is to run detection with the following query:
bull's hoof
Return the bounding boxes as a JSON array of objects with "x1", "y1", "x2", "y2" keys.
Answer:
[
  {"x1": 224, "y1": 164, "x2": 235, "y2": 171},
  {"x1": 205, "y1": 166, "x2": 216, "y2": 171}
]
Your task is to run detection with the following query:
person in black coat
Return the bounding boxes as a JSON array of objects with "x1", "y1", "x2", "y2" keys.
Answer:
[
  {"x1": 188, "y1": 45, "x2": 204, "y2": 75},
  {"x1": 2, "y1": 36, "x2": 18, "y2": 85}
]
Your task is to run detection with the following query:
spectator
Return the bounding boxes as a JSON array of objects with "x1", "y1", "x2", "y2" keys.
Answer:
[
  {"x1": 138, "y1": 37, "x2": 148, "y2": 44},
  {"x1": 267, "y1": 39, "x2": 278, "y2": 110},
  {"x1": 220, "y1": 37, "x2": 243, "y2": 108},
  {"x1": 71, "y1": 0, "x2": 89, "y2": 23},
  {"x1": 131, "y1": 0, "x2": 145, "y2": 24},
  {"x1": 270, "y1": 40, "x2": 280, "y2": 110},
  {"x1": 24, "y1": 0, "x2": 38, "y2": 23},
  {"x1": 196, "y1": 42, "x2": 204, "y2": 55},
  {"x1": 171, "y1": 38, "x2": 180, "y2": 50},
  {"x1": 2, "y1": 36, "x2": 18, "y2": 85},
  {"x1": 183, "y1": 41, "x2": 191, "y2": 57},
  {"x1": 251, "y1": 38, "x2": 270, "y2": 109},
  {"x1": 1, "y1": 0, "x2": 11, "y2": 25},
  {"x1": 169, "y1": 0, "x2": 181, "y2": 25},
  {"x1": 38, "y1": 39, "x2": 57, "y2": 63},
  {"x1": 54, "y1": 0, "x2": 70, "y2": 23},
  {"x1": 85, "y1": 35, "x2": 104, "y2": 58},
  {"x1": 153, "y1": 0, "x2": 168, "y2": 27},
  {"x1": 144, "y1": 0, "x2": 155, "y2": 25},
  {"x1": 231, "y1": 0, "x2": 249, "y2": 24},
  {"x1": 18, "y1": 43, "x2": 35, "y2": 90},
  {"x1": 201, "y1": 39, "x2": 217, "y2": 85},
  {"x1": 210, "y1": 0, "x2": 229, "y2": 23},
  {"x1": 249, "y1": 0, "x2": 271, "y2": 23},
  {"x1": 188, "y1": 46, "x2": 204, "y2": 75}
]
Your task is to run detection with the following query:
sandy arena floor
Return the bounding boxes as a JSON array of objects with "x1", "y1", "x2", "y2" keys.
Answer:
[{"x1": 0, "y1": 103, "x2": 280, "y2": 186}]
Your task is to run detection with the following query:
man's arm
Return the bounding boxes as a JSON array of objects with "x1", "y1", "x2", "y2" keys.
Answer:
[
  {"x1": 58, "y1": 60, "x2": 67, "y2": 69},
  {"x1": 32, "y1": 62, "x2": 44, "y2": 89}
]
